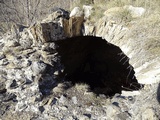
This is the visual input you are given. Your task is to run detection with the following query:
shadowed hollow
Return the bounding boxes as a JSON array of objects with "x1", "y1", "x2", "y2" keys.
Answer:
[{"x1": 55, "y1": 36, "x2": 142, "y2": 96}]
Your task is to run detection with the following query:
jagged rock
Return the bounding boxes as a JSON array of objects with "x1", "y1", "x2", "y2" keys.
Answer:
[
  {"x1": 78, "y1": 115, "x2": 90, "y2": 120},
  {"x1": 72, "y1": 96, "x2": 78, "y2": 104},
  {"x1": 83, "y1": 5, "x2": 94, "y2": 19},
  {"x1": 124, "y1": 5, "x2": 146, "y2": 18},
  {"x1": 0, "y1": 42, "x2": 4, "y2": 51},
  {"x1": 0, "y1": 53, "x2": 5, "y2": 60},
  {"x1": 11, "y1": 23, "x2": 27, "y2": 38},
  {"x1": 2, "y1": 93, "x2": 17, "y2": 102},
  {"x1": 116, "y1": 112, "x2": 131, "y2": 120},
  {"x1": 43, "y1": 8, "x2": 69, "y2": 23},
  {"x1": 83, "y1": 22, "x2": 95, "y2": 36},
  {"x1": 19, "y1": 31, "x2": 33, "y2": 50},
  {"x1": 0, "y1": 82, "x2": 6, "y2": 94},
  {"x1": 39, "y1": 74, "x2": 56, "y2": 95},
  {"x1": 1, "y1": 58, "x2": 9, "y2": 66},
  {"x1": 5, "y1": 39, "x2": 20, "y2": 47},
  {"x1": 38, "y1": 106, "x2": 45, "y2": 113},
  {"x1": 63, "y1": 16, "x2": 84, "y2": 37},
  {"x1": 9, "y1": 80, "x2": 18, "y2": 89},
  {"x1": 59, "y1": 106, "x2": 68, "y2": 111},
  {"x1": 42, "y1": 42, "x2": 57, "y2": 53},
  {"x1": 106, "y1": 104, "x2": 121, "y2": 117},
  {"x1": 29, "y1": 22, "x2": 65, "y2": 44},
  {"x1": 68, "y1": 6, "x2": 94, "y2": 37},
  {"x1": 29, "y1": 8, "x2": 70, "y2": 45},
  {"x1": 70, "y1": 7, "x2": 83, "y2": 17},
  {"x1": 59, "y1": 95, "x2": 67, "y2": 104},
  {"x1": 142, "y1": 108, "x2": 157, "y2": 120},
  {"x1": 31, "y1": 61, "x2": 47, "y2": 75}
]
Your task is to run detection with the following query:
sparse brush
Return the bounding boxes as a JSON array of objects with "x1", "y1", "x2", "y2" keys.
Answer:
[
  {"x1": 116, "y1": 9, "x2": 133, "y2": 23},
  {"x1": 75, "y1": 83, "x2": 90, "y2": 91}
]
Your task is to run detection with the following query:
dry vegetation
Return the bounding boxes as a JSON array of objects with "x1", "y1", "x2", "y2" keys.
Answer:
[
  {"x1": 71, "y1": 0, "x2": 160, "y2": 23},
  {"x1": 1, "y1": 0, "x2": 160, "y2": 35},
  {"x1": 0, "y1": 0, "x2": 72, "y2": 35}
]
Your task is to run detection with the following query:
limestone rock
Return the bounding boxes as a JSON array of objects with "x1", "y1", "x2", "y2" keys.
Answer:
[
  {"x1": 83, "y1": 22, "x2": 95, "y2": 36},
  {"x1": 4, "y1": 38, "x2": 20, "y2": 47},
  {"x1": 59, "y1": 95, "x2": 67, "y2": 104},
  {"x1": 116, "y1": 112, "x2": 131, "y2": 120},
  {"x1": 43, "y1": 8, "x2": 69, "y2": 23},
  {"x1": 124, "y1": 5, "x2": 146, "y2": 18},
  {"x1": 31, "y1": 61, "x2": 47, "y2": 75},
  {"x1": 72, "y1": 96, "x2": 78, "y2": 104},
  {"x1": 83, "y1": 5, "x2": 94, "y2": 19},
  {"x1": 29, "y1": 9, "x2": 70, "y2": 45},
  {"x1": 142, "y1": 108, "x2": 157, "y2": 120},
  {"x1": 70, "y1": 7, "x2": 83, "y2": 17},
  {"x1": 106, "y1": 104, "x2": 121, "y2": 117},
  {"x1": 19, "y1": 30, "x2": 33, "y2": 50}
]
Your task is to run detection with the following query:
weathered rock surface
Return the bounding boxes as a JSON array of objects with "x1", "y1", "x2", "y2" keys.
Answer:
[
  {"x1": 96, "y1": 7, "x2": 160, "y2": 84},
  {"x1": 0, "y1": 6, "x2": 160, "y2": 120}
]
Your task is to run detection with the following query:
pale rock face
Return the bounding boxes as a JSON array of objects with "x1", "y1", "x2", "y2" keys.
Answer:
[
  {"x1": 83, "y1": 22, "x2": 95, "y2": 35},
  {"x1": 69, "y1": 7, "x2": 83, "y2": 17},
  {"x1": 142, "y1": 108, "x2": 157, "y2": 120},
  {"x1": 70, "y1": 5, "x2": 94, "y2": 19},
  {"x1": 106, "y1": 105, "x2": 121, "y2": 117},
  {"x1": 104, "y1": 5, "x2": 145, "y2": 18},
  {"x1": 124, "y1": 5, "x2": 146, "y2": 18},
  {"x1": 83, "y1": 5, "x2": 94, "y2": 19},
  {"x1": 31, "y1": 61, "x2": 47, "y2": 75}
]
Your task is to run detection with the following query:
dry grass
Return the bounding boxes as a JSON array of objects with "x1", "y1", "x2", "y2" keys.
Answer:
[
  {"x1": 70, "y1": 0, "x2": 160, "y2": 23},
  {"x1": 75, "y1": 83, "x2": 90, "y2": 92}
]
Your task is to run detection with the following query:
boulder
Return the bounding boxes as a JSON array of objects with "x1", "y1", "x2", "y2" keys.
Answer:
[
  {"x1": 69, "y1": 7, "x2": 83, "y2": 17},
  {"x1": 19, "y1": 31, "x2": 33, "y2": 50},
  {"x1": 63, "y1": 16, "x2": 84, "y2": 37},
  {"x1": 124, "y1": 5, "x2": 146, "y2": 18},
  {"x1": 83, "y1": 5, "x2": 94, "y2": 19},
  {"x1": 29, "y1": 22, "x2": 65, "y2": 44},
  {"x1": 83, "y1": 22, "x2": 95, "y2": 36},
  {"x1": 43, "y1": 8, "x2": 69, "y2": 23},
  {"x1": 31, "y1": 61, "x2": 47, "y2": 75},
  {"x1": 104, "y1": 5, "x2": 145, "y2": 18}
]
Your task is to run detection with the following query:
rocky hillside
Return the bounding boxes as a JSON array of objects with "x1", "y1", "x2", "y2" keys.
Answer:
[{"x1": 0, "y1": 3, "x2": 160, "y2": 120}]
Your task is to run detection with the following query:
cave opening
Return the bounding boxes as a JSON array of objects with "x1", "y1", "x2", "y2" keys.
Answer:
[{"x1": 55, "y1": 36, "x2": 142, "y2": 96}]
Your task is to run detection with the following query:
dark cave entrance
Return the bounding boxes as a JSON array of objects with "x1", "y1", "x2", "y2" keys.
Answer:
[{"x1": 55, "y1": 36, "x2": 142, "y2": 96}]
